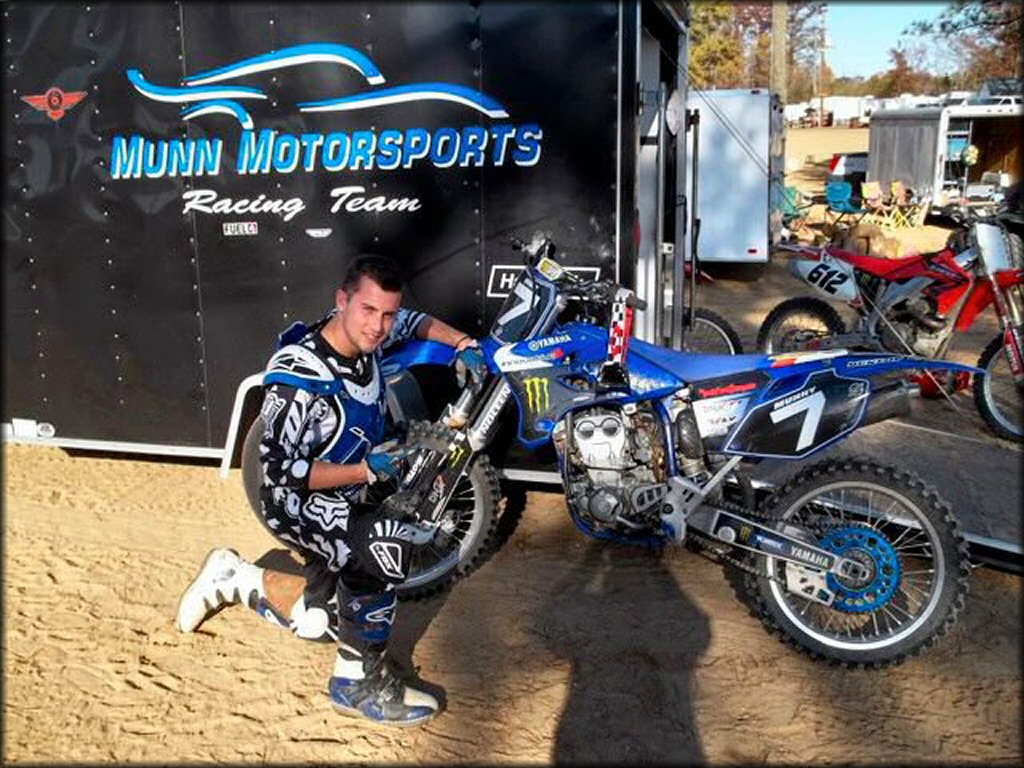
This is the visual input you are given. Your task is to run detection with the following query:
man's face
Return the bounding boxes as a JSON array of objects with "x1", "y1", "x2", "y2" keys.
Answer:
[{"x1": 335, "y1": 276, "x2": 402, "y2": 355}]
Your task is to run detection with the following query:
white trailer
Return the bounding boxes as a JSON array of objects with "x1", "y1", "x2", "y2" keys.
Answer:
[
  {"x1": 683, "y1": 88, "x2": 783, "y2": 264},
  {"x1": 868, "y1": 102, "x2": 1022, "y2": 213}
]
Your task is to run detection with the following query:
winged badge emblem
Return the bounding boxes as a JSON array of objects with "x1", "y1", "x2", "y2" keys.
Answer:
[{"x1": 21, "y1": 87, "x2": 87, "y2": 122}]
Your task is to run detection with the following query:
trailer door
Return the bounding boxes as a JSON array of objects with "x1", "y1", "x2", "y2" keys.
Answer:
[
  {"x1": 634, "y1": 0, "x2": 687, "y2": 347},
  {"x1": 867, "y1": 112, "x2": 942, "y2": 196}
]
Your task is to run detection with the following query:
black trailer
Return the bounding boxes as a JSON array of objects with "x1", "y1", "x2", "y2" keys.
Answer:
[{"x1": 3, "y1": 1, "x2": 693, "y2": 481}]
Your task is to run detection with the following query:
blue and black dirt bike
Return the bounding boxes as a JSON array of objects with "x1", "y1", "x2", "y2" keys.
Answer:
[{"x1": 244, "y1": 236, "x2": 976, "y2": 668}]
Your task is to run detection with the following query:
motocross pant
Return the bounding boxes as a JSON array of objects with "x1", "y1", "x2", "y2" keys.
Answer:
[{"x1": 258, "y1": 488, "x2": 416, "y2": 654}]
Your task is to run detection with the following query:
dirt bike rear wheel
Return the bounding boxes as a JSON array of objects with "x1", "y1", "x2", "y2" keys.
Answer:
[
  {"x1": 756, "y1": 297, "x2": 846, "y2": 353},
  {"x1": 241, "y1": 417, "x2": 500, "y2": 600},
  {"x1": 973, "y1": 333, "x2": 1024, "y2": 443},
  {"x1": 744, "y1": 457, "x2": 970, "y2": 668}
]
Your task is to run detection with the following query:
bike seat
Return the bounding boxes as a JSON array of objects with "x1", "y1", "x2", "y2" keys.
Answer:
[{"x1": 630, "y1": 339, "x2": 771, "y2": 381}]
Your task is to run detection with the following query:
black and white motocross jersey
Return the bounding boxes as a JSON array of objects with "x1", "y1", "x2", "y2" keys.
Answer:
[{"x1": 257, "y1": 307, "x2": 426, "y2": 520}]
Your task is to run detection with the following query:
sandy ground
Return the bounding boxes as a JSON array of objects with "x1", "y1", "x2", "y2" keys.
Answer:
[
  {"x1": 3, "y1": 128, "x2": 1021, "y2": 764},
  {"x1": 2, "y1": 443, "x2": 1021, "y2": 764}
]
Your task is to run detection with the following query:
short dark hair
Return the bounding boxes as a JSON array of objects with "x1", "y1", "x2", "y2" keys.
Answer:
[{"x1": 341, "y1": 253, "x2": 403, "y2": 295}]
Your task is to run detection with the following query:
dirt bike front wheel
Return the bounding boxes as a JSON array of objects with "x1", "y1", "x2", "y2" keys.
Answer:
[
  {"x1": 973, "y1": 333, "x2": 1024, "y2": 443},
  {"x1": 241, "y1": 417, "x2": 501, "y2": 601},
  {"x1": 756, "y1": 296, "x2": 846, "y2": 353},
  {"x1": 744, "y1": 457, "x2": 970, "y2": 668},
  {"x1": 681, "y1": 307, "x2": 745, "y2": 354}
]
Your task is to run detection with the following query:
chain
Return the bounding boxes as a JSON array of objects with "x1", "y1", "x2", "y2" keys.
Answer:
[
  {"x1": 683, "y1": 494, "x2": 852, "y2": 589},
  {"x1": 683, "y1": 495, "x2": 790, "y2": 586}
]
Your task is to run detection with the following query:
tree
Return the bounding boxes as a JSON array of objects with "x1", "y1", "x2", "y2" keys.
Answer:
[
  {"x1": 688, "y1": 2, "x2": 745, "y2": 88},
  {"x1": 909, "y1": 1, "x2": 1022, "y2": 85},
  {"x1": 689, "y1": 1, "x2": 826, "y2": 94},
  {"x1": 884, "y1": 46, "x2": 932, "y2": 95},
  {"x1": 748, "y1": 31, "x2": 771, "y2": 87}
]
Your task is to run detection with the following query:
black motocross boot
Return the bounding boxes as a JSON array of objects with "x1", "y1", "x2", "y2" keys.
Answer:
[{"x1": 327, "y1": 583, "x2": 438, "y2": 726}]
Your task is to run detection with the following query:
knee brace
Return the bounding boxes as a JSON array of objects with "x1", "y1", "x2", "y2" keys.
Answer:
[
  {"x1": 289, "y1": 556, "x2": 340, "y2": 641},
  {"x1": 289, "y1": 594, "x2": 334, "y2": 641},
  {"x1": 348, "y1": 514, "x2": 414, "y2": 586}
]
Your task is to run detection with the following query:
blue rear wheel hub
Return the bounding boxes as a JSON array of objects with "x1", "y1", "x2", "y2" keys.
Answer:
[{"x1": 819, "y1": 525, "x2": 901, "y2": 613}]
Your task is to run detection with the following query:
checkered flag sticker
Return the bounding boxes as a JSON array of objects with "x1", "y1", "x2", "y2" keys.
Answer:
[{"x1": 606, "y1": 288, "x2": 636, "y2": 364}]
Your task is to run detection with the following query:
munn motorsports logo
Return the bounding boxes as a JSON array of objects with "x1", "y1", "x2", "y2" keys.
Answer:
[{"x1": 108, "y1": 43, "x2": 543, "y2": 222}]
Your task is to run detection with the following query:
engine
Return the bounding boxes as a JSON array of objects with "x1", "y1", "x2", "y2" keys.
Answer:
[
  {"x1": 554, "y1": 405, "x2": 673, "y2": 532},
  {"x1": 880, "y1": 297, "x2": 949, "y2": 357}
]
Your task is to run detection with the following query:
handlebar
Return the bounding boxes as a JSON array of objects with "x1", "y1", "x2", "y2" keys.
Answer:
[{"x1": 509, "y1": 233, "x2": 646, "y2": 312}]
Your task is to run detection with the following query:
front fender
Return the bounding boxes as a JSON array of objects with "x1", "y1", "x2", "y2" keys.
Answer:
[{"x1": 833, "y1": 353, "x2": 984, "y2": 378}]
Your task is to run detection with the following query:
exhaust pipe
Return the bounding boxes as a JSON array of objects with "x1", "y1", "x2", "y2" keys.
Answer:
[{"x1": 862, "y1": 381, "x2": 912, "y2": 427}]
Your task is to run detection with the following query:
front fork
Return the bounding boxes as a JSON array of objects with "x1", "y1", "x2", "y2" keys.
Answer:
[
  {"x1": 399, "y1": 376, "x2": 509, "y2": 524},
  {"x1": 989, "y1": 276, "x2": 1024, "y2": 383}
]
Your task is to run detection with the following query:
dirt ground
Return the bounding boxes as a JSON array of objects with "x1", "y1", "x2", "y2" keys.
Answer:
[
  {"x1": 3, "y1": 128, "x2": 1021, "y2": 764},
  {"x1": 2, "y1": 444, "x2": 1021, "y2": 764}
]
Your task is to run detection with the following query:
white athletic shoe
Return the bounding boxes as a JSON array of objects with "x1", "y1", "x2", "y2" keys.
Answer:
[{"x1": 176, "y1": 548, "x2": 246, "y2": 632}]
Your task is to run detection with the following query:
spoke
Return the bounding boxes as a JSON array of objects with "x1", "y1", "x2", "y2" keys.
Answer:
[
  {"x1": 890, "y1": 525, "x2": 926, "y2": 549},
  {"x1": 888, "y1": 525, "x2": 914, "y2": 548},
  {"x1": 811, "y1": 499, "x2": 840, "y2": 528},
  {"x1": 900, "y1": 580, "x2": 932, "y2": 598},
  {"x1": 881, "y1": 606, "x2": 894, "y2": 634},
  {"x1": 881, "y1": 605, "x2": 905, "y2": 627},
  {"x1": 883, "y1": 498, "x2": 900, "y2": 518},
  {"x1": 897, "y1": 548, "x2": 935, "y2": 562},
  {"x1": 895, "y1": 529, "x2": 929, "y2": 547},
  {"x1": 871, "y1": 611, "x2": 880, "y2": 637},
  {"x1": 901, "y1": 573, "x2": 936, "y2": 584},
  {"x1": 887, "y1": 601, "x2": 916, "y2": 620},
  {"x1": 821, "y1": 610, "x2": 837, "y2": 634}
]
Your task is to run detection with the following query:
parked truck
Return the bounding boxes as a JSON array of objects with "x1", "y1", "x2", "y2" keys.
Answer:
[
  {"x1": 867, "y1": 102, "x2": 1022, "y2": 216},
  {"x1": 3, "y1": 1, "x2": 705, "y2": 481}
]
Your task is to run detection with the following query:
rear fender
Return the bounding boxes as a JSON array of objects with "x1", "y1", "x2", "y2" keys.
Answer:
[
  {"x1": 832, "y1": 353, "x2": 983, "y2": 378},
  {"x1": 721, "y1": 353, "x2": 981, "y2": 461}
]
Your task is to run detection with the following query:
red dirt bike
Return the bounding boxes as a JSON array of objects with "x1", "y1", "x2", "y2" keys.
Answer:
[{"x1": 757, "y1": 221, "x2": 1024, "y2": 442}]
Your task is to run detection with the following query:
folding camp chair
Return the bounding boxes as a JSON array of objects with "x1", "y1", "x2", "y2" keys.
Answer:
[
  {"x1": 780, "y1": 185, "x2": 813, "y2": 237},
  {"x1": 824, "y1": 180, "x2": 868, "y2": 230},
  {"x1": 860, "y1": 181, "x2": 900, "y2": 229},
  {"x1": 890, "y1": 180, "x2": 925, "y2": 228}
]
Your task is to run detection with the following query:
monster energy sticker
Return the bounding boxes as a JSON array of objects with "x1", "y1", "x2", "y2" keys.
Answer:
[{"x1": 523, "y1": 377, "x2": 550, "y2": 411}]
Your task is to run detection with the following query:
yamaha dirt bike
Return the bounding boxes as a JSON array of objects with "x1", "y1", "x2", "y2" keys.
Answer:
[
  {"x1": 308, "y1": 234, "x2": 975, "y2": 669},
  {"x1": 758, "y1": 220, "x2": 1024, "y2": 441}
]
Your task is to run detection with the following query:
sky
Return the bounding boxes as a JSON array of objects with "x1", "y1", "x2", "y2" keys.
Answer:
[{"x1": 825, "y1": 2, "x2": 952, "y2": 78}]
